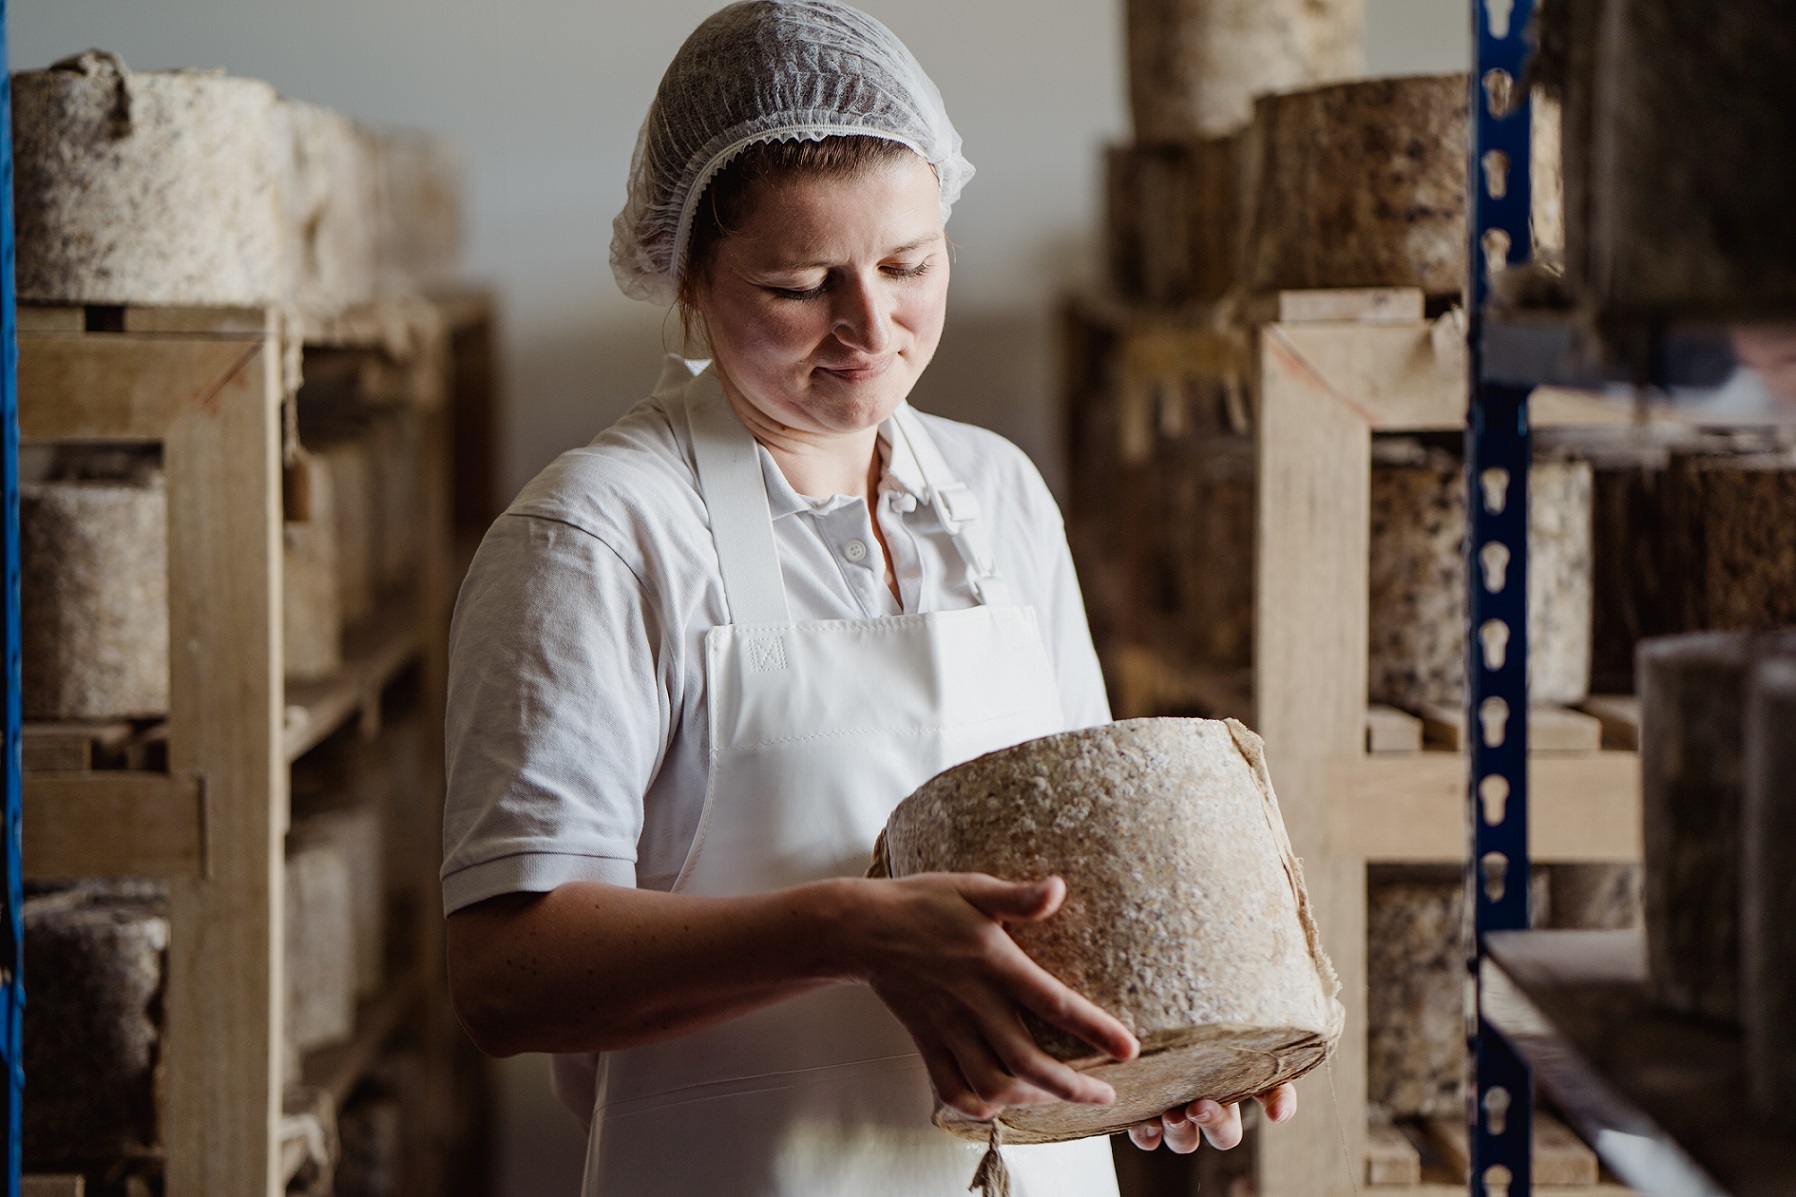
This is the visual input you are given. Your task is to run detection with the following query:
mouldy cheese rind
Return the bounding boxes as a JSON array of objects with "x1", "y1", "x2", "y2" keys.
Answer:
[{"x1": 879, "y1": 717, "x2": 1342, "y2": 1143}]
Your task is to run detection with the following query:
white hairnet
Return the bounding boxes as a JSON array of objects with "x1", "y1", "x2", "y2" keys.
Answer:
[{"x1": 610, "y1": 0, "x2": 974, "y2": 305}]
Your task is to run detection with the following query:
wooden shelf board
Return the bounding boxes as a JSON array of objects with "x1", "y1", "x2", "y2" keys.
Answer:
[
  {"x1": 1328, "y1": 750, "x2": 1641, "y2": 862},
  {"x1": 300, "y1": 970, "x2": 423, "y2": 1107},
  {"x1": 22, "y1": 771, "x2": 205, "y2": 879},
  {"x1": 1483, "y1": 930, "x2": 1790, "y2": 1197},
  {"x1": 284, "y1": 597, "x2": 424, "y2": 762}
]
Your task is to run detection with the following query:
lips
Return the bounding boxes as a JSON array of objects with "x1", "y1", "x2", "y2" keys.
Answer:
[{"x1": 816, "y1": 356, "x2": 896, "y2": 383}]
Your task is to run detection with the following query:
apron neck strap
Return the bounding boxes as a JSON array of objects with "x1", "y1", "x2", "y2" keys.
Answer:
[
  {"x1": 686, "y1": 374, "x2": 792, "y2": 625},
  {"x1": 889, "y1": 408, "x2": 1014, "y2": 607}
]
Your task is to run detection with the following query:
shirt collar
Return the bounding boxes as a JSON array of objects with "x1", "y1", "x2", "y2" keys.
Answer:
[{"x1": 747, "y1": 405, "x2": 928, "y2": 521}]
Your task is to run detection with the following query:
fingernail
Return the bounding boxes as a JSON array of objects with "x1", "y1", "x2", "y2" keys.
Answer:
[{"x1": 1165, "y1": 1108, "x2": 1187, "y2": 1126}]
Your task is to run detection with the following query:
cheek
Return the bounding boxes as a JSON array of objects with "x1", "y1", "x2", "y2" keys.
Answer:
[{"x1": 709, "y1": 292, "x2": 829, "y2": 375}]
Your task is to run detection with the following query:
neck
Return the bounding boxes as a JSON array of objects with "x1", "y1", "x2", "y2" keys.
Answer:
[{"x1": 720, "y1": 381, "x2": 883, "y2": 502}]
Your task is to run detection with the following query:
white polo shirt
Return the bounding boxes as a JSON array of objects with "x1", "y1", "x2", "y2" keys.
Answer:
[{"x1": 441, "y1": 360, "x2": 1111, "y2": 915}]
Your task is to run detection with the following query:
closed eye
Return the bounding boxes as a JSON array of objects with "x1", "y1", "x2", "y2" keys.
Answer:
[{"x1": 766, "y1": 258, "x2": 935, "y2": 301}]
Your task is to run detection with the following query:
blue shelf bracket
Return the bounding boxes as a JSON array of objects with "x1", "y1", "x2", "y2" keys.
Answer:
[
  {"x1": 0, "y1": 1, "x2": 25, "y2": 1194},
  {"x1": 1468, "y1": 1, "x2": 1537, "y2": 1196}
]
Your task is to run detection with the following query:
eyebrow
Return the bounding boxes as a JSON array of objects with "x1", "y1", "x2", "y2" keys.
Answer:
[{"x1": 768, "y1": 235, "x2": 942, "y2": 272}]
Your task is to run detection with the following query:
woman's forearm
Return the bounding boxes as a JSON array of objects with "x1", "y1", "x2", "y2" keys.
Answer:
[{"x1": 446, "y1": 878, "x2": 861, "y2": 1056}]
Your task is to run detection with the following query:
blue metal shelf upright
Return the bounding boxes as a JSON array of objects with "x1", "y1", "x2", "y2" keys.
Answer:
[
  {"x1": 1467, "y1": 1, "x2": 1537, "y2": 1196},
  {"x1": 0, "y1": 1, "x2": 24, "y2": 1195}
]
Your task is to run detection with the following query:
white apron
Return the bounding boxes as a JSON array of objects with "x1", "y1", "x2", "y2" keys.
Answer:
[{"x1": 580, "y1": 373, "x2": 1121, "y2": 1196}]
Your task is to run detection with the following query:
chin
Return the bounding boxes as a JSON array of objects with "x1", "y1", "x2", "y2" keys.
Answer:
[{"x1": 799, "y1": 369, "x2": 913, "y2": 432}]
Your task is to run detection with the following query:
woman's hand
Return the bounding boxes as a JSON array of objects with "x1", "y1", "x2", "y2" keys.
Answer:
[
  {"x1": 842, "y1": 873, "x2": 1140, "y2": 1121},
  {"x1": 1126, "y1": 1084, "x2": 1297, "y2": 1153}
]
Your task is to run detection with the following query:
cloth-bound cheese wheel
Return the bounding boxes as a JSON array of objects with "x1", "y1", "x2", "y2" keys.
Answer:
[{"x1": 875, "y1": 716, "x2": 1343, "y2": 1144}]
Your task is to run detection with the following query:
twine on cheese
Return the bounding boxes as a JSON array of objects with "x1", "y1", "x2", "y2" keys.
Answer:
[{"x1": 968, "y1": 1121, "x2": 1010, "y2": 1197}]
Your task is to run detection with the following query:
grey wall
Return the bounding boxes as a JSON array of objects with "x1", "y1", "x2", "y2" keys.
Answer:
[{"x1": 11, "y1": 3, "x2": 1469, "y2": 1192}]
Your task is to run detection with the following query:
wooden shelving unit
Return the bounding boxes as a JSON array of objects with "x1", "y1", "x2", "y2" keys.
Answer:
[
  {"x1": 1064, "y1": 291, "x2": 1645, "y2": 1196},
  {"x1": 16, "y1": 293, "x2": 489, "y2": 1196}
]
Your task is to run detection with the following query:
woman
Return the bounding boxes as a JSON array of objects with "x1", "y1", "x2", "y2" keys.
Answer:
[{"x1": 443, "y1": 4, "x2": 1294, "y2": 1194}]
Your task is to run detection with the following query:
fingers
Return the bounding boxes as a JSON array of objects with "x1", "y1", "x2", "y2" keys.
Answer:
[
  {"x1": 980, "y1": 1005, "x2": 1116, "y2": 1106},
  {"x1": 914, "y1": 1034, "x2": 998, "y2": 1122},
  {"x1": 1254, "y1": 1082, "x2": 1298, "y2": 1125},
  {"x1": 1005, "y1": 956, "x2": 1139, "y2": 1063},
  {"x1": 1128, "y1": 1121, "x2": 1164, "y2": 1150},
  {"x1": 941, "y1": 1015, "x2": 1061, "y2": 1112},
  {"x1": 1161, "y1": 1106, "x2": 1203, "y2": 1154},
  {"x1": 1129, "y1": 1084, "x2": 1295, "y2": 1155},
  {"x1": 1186, "y1": 1099, "x2": 1244, "y2": 1150},
  {"x1": 958, "y1": 875, "x2": 1066, "y2": 923}
]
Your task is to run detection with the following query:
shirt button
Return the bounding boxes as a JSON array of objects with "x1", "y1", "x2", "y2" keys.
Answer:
[{"x1": 842, "y1": 539, "x2": 869, "y2": 563}]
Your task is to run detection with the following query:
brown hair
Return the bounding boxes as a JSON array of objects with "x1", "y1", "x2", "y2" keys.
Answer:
[{"x1": 675, "y1": 135, "x2": 919, "y2": 348}]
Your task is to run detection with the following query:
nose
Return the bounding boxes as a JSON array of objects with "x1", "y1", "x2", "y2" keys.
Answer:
[{"x1": 831, "y1": 271, "x2": 895, "y2": 356}]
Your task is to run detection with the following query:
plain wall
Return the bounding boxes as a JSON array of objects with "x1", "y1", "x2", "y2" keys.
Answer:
[{"x1": 12, "y1": 3, "x2": 1468, "y2": 1192}]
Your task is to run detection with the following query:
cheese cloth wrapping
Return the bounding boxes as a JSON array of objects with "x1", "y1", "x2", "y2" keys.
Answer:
[{"x1": 610, "y1": 0, "x2": 975, "y2": 304}]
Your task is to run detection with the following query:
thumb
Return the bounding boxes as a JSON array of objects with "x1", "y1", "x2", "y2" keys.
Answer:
[{"x1": 960, "y1": 875, "x2": 1067, "y2": 924}]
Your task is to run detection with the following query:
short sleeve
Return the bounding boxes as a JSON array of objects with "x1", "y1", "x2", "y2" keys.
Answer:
[{"x1": 441, "y1": 512, "x2": 673, "y2": 914}]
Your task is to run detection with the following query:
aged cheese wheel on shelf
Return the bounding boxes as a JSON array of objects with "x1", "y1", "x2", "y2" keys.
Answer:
[
  {"x1": 876, "y1": 717, "x2": 1342, "y2": 1143},
  {"x1": 1163, "y1": 434, "x2": 1255, "y2": 670},
  {"x1": 1367, "y1": 450, "x2": 1592, "y2": 712},
  {"x1": 1638, "y1": 631, "x2": 1796, "y2": 1023},
  {"x1": 1124, "y1": 0, "x2": 1364, "y2": 140},
  {"x1": 1547, "y1": 0, "x2": 1796, "y2": 318},
  {"x1": 1366, "y1": 866, "x2": 1549, "y2": 1120},
  {"x1": 13, "y1": 51, "x2": 287, "y2": 306},
  {"x1": 284, "y1": 452, "x2": 344, "y2": 682},
  {"x1": 291, "y1": 804, "x2": 386, "y2": 998},
  {"x1": 21, "y1": 474, "x2": 168, "y2": 720},
  {"x1": 1744, "y1": 657, "x2": 1796, "y2": 1118},
  {"x1": 1588, "y1": 439, "x2": 1796, "y2": 692},
  {"x1": 285, "y1": 833, "x2": 357, "y2": 1064},
  {"x1": 1239, "y1": 75, "x2": 1564, "y2": 296},
  {"x1": 281, "y1": 100, "x2": 380, "y2": 311},
  {"x1": 375, "y1": 130, "x2": 463, "y2": 292},
  {"x1": 1104, "y1": 135, "x2": 1243, "y2": 305},
  {"x1": 23, "y1": 881, "x2": 168, "y2": 1164},
  {"x1": 312, "y1": 437, "x2": 378, "y2": 625}
]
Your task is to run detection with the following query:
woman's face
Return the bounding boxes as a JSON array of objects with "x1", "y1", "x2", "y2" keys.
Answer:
[{"x1": 694, "y1": 152, "x2": 949, "y2": 437}]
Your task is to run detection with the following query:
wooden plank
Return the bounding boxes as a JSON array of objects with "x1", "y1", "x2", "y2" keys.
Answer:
[
  {"x1": 1536, "y1": 1110, "x2": 1602, "y2": 1186},
  {"x1": 18, "y1": 333, "x2": 265, "y2": 442},
  {"x1": 1254, "y1": 325, "x2": 1371, "y2": 1197},
  {"x1": 1327, "y1": 751, "x2": 1643, "y2": 863},
  {"x1": 1366, "y1": 704, "x2": 1424, "y2": 754},
  {"x1": 1278, "y1": 287, "x2": 1424, "y2": 325},
  {"x1": 21, "y1": 720, "x2": 135, "y2": 772},
  {"x1": 17, "y1": 306, "x2": 82, "y2": 332},
  {"x1": 162, "y1": 339, "x2": 285, "y2": 1197},
  {"x1": 1367, "y1": 1122, "x2": 1423, "y2": 1186},
  {"x1": 123, "y1": 307, "x2": 269, "y2": 335},
  {"x1": 23, "y1": 772, "x2": 204, "y2": 878},
  {"x1": 1417, "y1": 702, "x2": 1604, "y2": 754},
  {"x1": 1580, "y1": 694, "x2": 1641, "y2": 751},
  {"x1": 1267, "y1": 320, "x2": 1644, "y2": 434},
  {"x1": 21, "y1": 1176, "x2": 85, "y2": 1197}
]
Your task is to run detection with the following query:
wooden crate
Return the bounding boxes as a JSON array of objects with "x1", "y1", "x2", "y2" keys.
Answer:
[
  {"x1": 1063, "y1": 289, "x2": 1648, "y2": 1196},
  {"x1": 17, "y1": 294, "x2": 487, "y2": 1196}
]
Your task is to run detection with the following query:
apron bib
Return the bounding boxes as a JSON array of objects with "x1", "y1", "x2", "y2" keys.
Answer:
[{"x1": 580, "y1": 374, "x2": 1120, "y2": 1196}]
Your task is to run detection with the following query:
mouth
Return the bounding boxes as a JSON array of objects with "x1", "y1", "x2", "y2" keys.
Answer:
[{"x1": 815, "y1": 356, "x2": 897, "y2": 384}]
